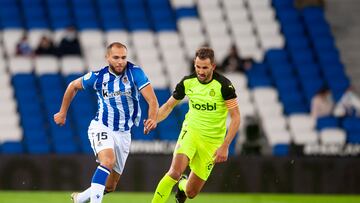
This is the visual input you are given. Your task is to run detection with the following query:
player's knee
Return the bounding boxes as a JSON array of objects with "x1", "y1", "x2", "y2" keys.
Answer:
[
  {"x1": 100, "y1": 158, "x2": 115, "y2": 169},
  {"x1": 167, "y1": 168, "x2": 182, "y2": 180}
]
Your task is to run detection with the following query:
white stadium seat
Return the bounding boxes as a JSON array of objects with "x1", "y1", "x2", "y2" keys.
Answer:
[
  {"x1": 170, "y1": 0, "x2": 195, "y2": 8},
  {"x1": 3, "y1": 29, "x2": 25, "y2": 56},
  {"x1": 105, "y1": 30, "x2": 130, "y2": 46},
  {"x1": 79, "y1": 30, "x2": 105, "y2": 49},
  {"x1": 288, "y1": 114, "x2": 316, "y2": 133},
  {"x1": 8, "y1": 56, "x2": 33, "y2": 74},
  {"x1": 291, "y1": 130, "x2": 318, "y2": 145},
  {"x1": 266, "y1": 129, "x2": 291, "y2": 146},
  {"x1": 60, "y1": 56, "x2": 86, "y2": 75},
  {"x1": 34, "y1": 56, "x2": 59, "y2": 75},
  {"x1": 131, "y1": 31, "x2": 156, "y2": 49},
  {"x1": 319, "y1": 128, "x2": 346, "y2": 145}
]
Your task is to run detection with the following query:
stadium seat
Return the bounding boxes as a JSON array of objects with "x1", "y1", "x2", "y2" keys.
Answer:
[
  {"x1": 0, "y1": 141, "x2": 24, "y2": 154},
  {"x1": 272, "y1": 144, "x2": 289, "y2": 156},
  {"x1": 316, "y1": 116, "x2": 339, "y2": 130},
  {"x1": 319, "y1": 128, "x2": 346, "y2": 145}
]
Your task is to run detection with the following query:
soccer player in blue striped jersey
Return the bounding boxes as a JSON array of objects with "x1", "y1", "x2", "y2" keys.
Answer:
[{"x1": 54, "y1": 42, "x2": 158, "y2": 203}]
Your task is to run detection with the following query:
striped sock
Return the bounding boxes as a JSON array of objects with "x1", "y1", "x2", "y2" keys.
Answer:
[{"x1": 90, "y1": 165, "x2": 110, "y2": 203}]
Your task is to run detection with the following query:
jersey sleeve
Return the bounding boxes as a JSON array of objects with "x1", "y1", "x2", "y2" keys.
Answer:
[
  {"x1": 172, "y1": 79, "x2": 186, "y2": 100},
  {"x1": 132, "y1": 67, "x2": 150, "y2": 90},
  {"x1": 221, "y1": 80, "x2": 237, "y2": 100},
  {"x1": 82, "y1": 72, "x2": 98, "y2": 90}
]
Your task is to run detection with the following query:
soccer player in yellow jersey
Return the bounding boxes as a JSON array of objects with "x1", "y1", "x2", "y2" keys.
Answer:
[{"x1": 151, "y1": 47, "x2": 240, "y2": 203}]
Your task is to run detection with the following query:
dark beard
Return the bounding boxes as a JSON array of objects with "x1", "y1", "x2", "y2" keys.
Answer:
[{"x1": 109, "y1": 65, "x2": 124, "y2": 75}]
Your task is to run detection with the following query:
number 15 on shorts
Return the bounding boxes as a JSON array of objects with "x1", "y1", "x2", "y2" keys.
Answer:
[{"x1": 96, "y1": 132, "x2": 108, "y2": 141}]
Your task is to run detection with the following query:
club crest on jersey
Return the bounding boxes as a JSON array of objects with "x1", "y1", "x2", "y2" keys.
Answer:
[
  {"x1": 207, "y1": 161, "x2": 214, "y2": 171},
  {"x1": 122, "y1": 76, "x2": 129, "y2": 84},
  {"x1": 209, "y1": 89, "x2": 215, "y2": 97}
]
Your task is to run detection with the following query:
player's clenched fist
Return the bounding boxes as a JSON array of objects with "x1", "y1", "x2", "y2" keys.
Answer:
[
  {"x1": 54, "y1": 112, "x2": 66, "y2": 126},
  {"x1": 143, "y1": 119, "x2": 157, "y2": 134}
]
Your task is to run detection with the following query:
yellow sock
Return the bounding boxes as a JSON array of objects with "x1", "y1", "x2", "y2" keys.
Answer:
[{"x1": 152, "y1": 174, "x2": 178, "y2": 203}]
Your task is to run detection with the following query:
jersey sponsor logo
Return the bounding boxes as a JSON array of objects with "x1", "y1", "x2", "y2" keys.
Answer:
[
  {"x1": 191, "y1": 102, "x2": 217, "y2": 111},
  {"x1": 102, "y1": 89, "x2": 131, "y2": 98}
]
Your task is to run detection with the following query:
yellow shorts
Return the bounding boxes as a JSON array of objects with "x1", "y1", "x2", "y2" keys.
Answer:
[{"x1": 174, "y1": 125, "x2": 223, "y2": 180}]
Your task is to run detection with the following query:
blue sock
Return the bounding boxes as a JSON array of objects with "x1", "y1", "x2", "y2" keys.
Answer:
[{"x1": 90, "y1": 165, "x2": 110, "y2": 203}]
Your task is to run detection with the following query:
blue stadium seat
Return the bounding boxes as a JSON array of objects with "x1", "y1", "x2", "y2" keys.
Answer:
[
  {"x1": 131, "y1": 124, "x2": 158, "y2": 140},
  {"x1": 21, "y1": 1, "x2": 49, "y2": 29},
  {"x1": 157, "y1": 113, "x2": 181, "y2": 141},
  {"x1": 286, "y1": 36, "x2": 310, "y2": 50},
  {"x1": 54, "y1": 141, "x2": 78, "y2": 154},
  {"x1": 347, "y1": 132, "x2": 360, "y2": 144},
  {"x1": 12, "y1": 73, "x2": 36, "y2": 84},
  {"x1": 269, "y1": 62, "x2": 294, "y2": 80},
  {"x1": 148, "y1": 0, "x2": 176, "y2": 31},
  {"x1": 342, "y1": 117, "x2": 360, "y2": 133},
  {"x1": 155, "y1": 88, "x2": 171, "y2": 105},
  {"x1": 1, "y1": 142, "x2": 24, "y2": 154},
  {"x1": 312, "y1": 36, "x2": 336, "y2": 52},
  {"x1": 265, "y1": 49, "x2": 289, "y2": 65},
  {"x1": 248, "y1": 75, "x2": 273, "y2": 89},
  {"x1": 276, "y1": 78, "x2": 300, "y2": 95},
  {"x1": 21, "y1": 115, "x2": 45, "y2": 131},
  {"x1": 302, "y1": 7, "x2": 325, "y2": 24},
  {"x1": 316, "y1": 116, "x2": 339, "y2": 130},
  {"x1": 300, "y1": 75, "x2": 325, "y2": 103},
  {"x1": 290, "y1": 49, "x2": 314, "y2": 66},
  {"x1": 272, "y1": 0, "x2": 295, "y2": 10},
  {"x1": 247, "y1": 63, "x2": 272, "y2": 88},
  {"x1": 0, "y1": 4, "x2": 23, "y2": 28},
  {"x1": 277, "y1": 8, "x2": 300, "y2": 24},
  {"x1": 24, "y1": 129, "x2": 51, "y2": 154},
  {"x1": 123, "y1": 0, "x2": 151, "y2": 31},
  {"x1": 295, "y1": 63, "x2": 321, "y2": 79},
  {"x1": 175, "y1": 8, "x2": 198, "y2": 19},
  {"x1": 176, "y1": 102, "x2": 189, "y2": 121},
  {"x1": 273, "y1": 144, "x2": 289, "y2": 156},
  {"x1": 47, "y1": 3, "x2": 73, "y2": 29}
]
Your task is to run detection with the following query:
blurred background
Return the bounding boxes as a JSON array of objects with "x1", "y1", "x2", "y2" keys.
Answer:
[{"x1": 0, "y1": 0, "x2": 360, "y2": 196}]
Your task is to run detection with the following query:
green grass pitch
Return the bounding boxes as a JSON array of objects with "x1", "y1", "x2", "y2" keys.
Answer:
[{"x1": 0, "y1": 191, "x2": 359, "y2": 203}]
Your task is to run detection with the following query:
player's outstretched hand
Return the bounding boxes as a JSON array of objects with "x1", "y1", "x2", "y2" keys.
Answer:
[
  {"x1": 214, "y1": 144, "x2": 229, "y2": 163},
  {"x1": 143, "y1": 119, "x2": 157, "y2": 134},
  {"x1": 54, "y1": 112, "x2": 66, "y2": 126}
]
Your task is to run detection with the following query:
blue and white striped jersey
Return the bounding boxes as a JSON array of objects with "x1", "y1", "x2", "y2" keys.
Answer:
[{"x1": 81, "y1": 62, "x2": 150, "y2": 132}]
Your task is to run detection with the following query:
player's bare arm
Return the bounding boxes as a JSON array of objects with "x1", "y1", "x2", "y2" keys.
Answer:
[
  {"x1": 141, "y1": 84, "x2": 159, "y2": 134},
  {"x1": 214, "y1": 99, "x2": 240, "y2": 163},
  {"x1": 157, "y1": 96, "x2": 181, "y2": 123},
  {"x1": 53, "y1": 77, "x2": 83, "y2": 126}
]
